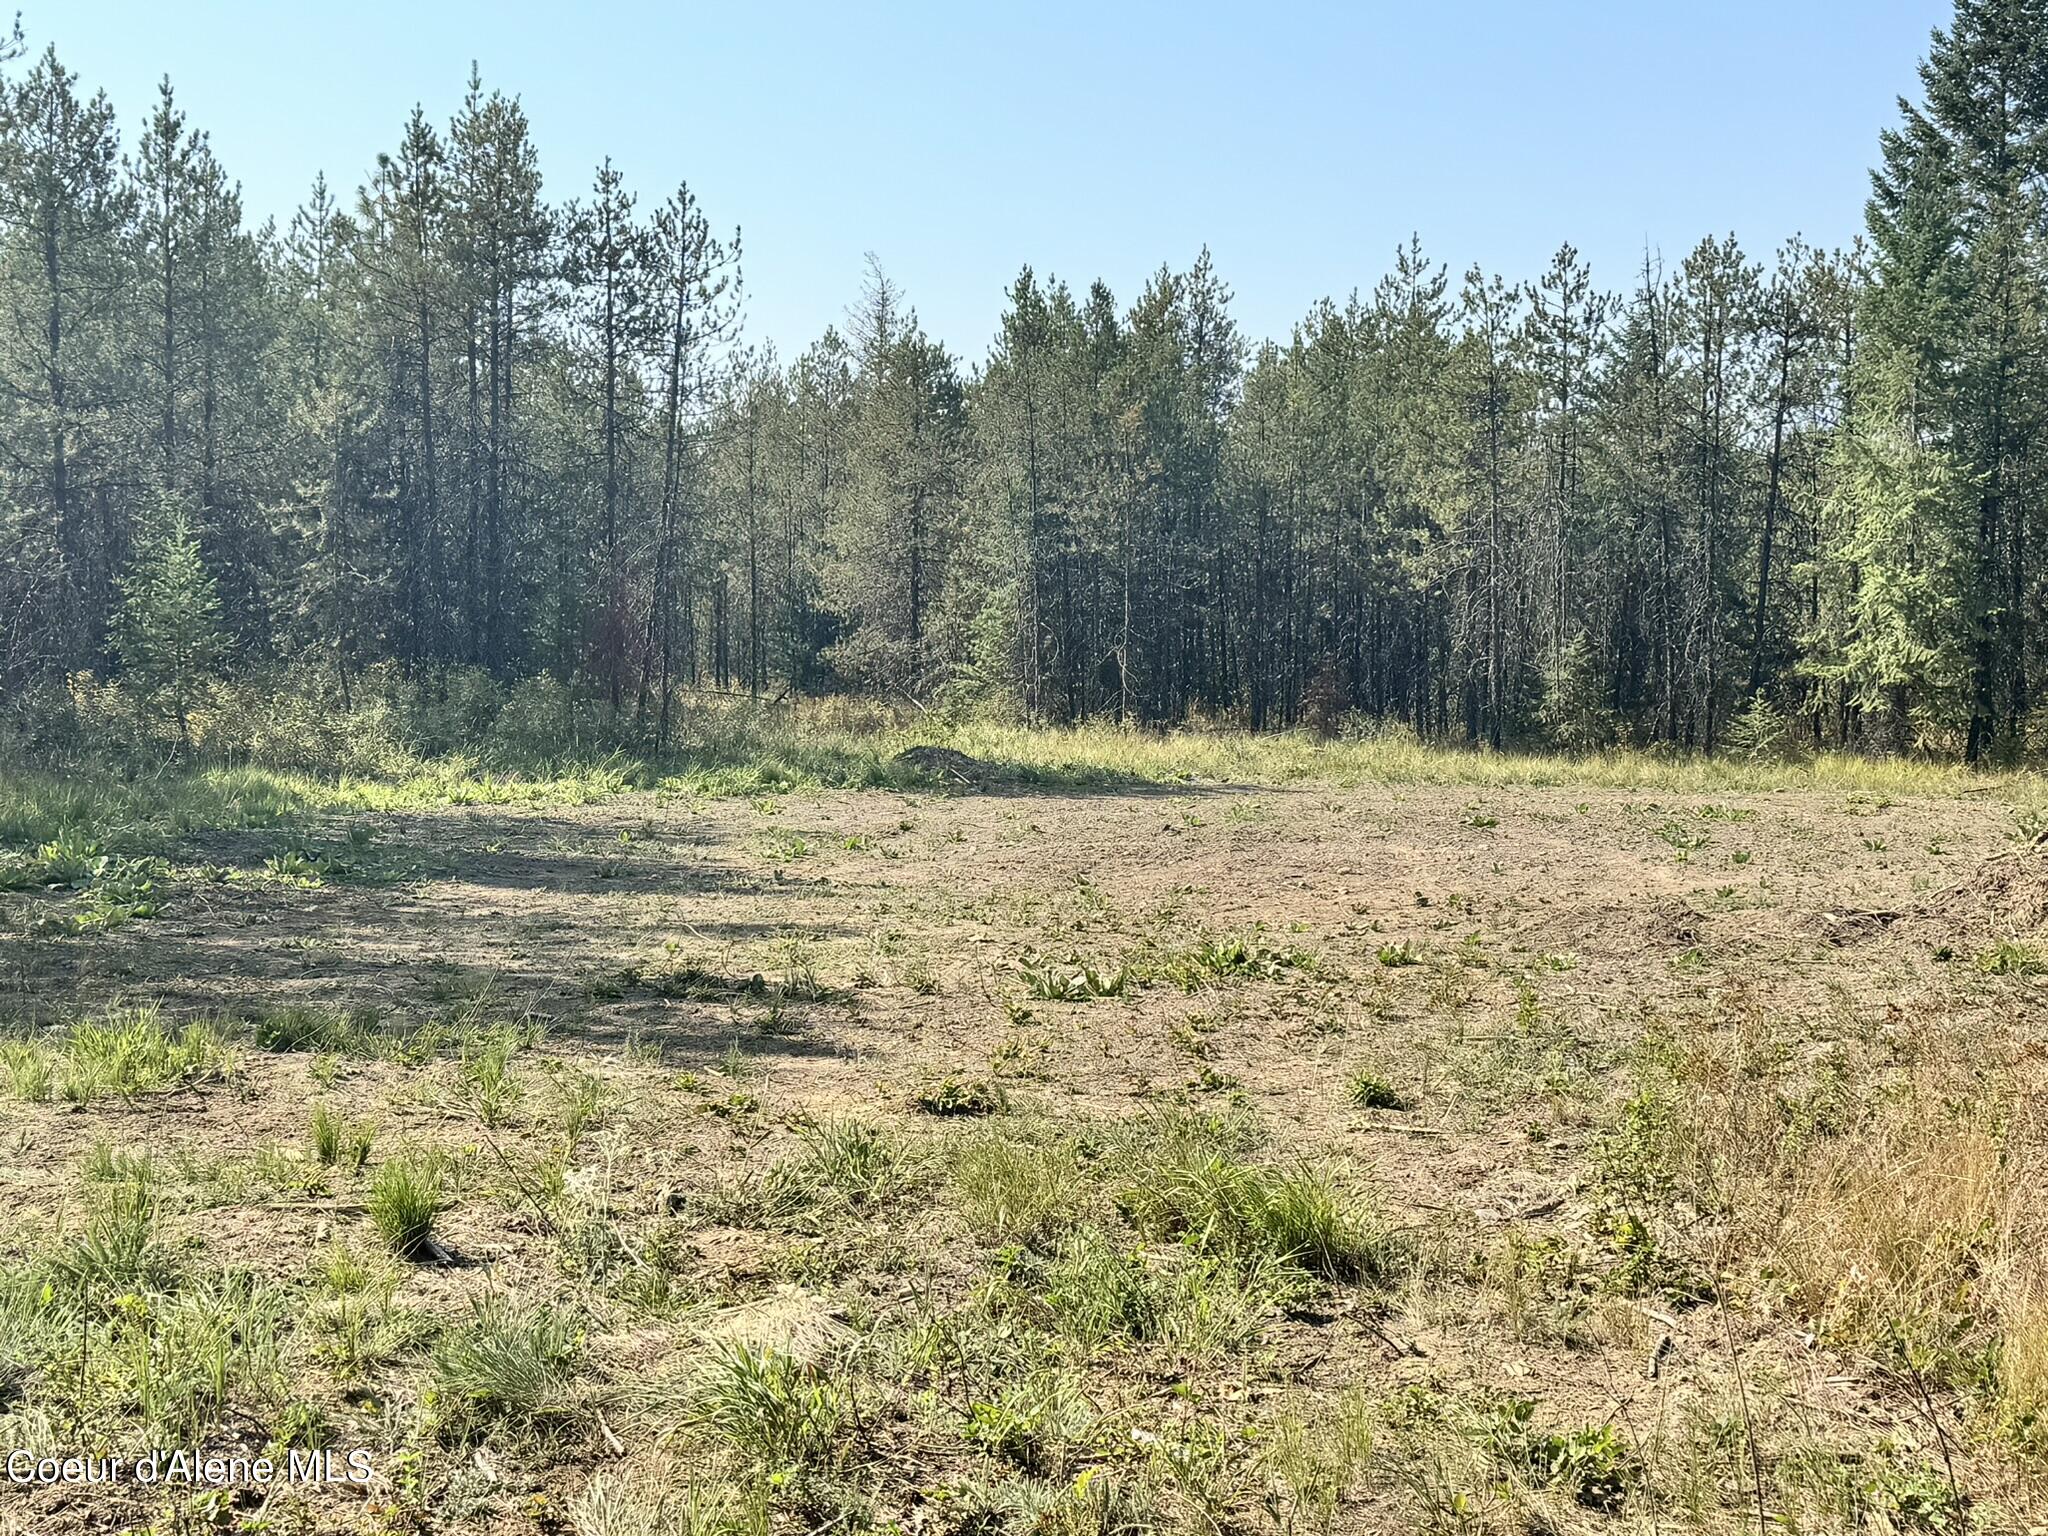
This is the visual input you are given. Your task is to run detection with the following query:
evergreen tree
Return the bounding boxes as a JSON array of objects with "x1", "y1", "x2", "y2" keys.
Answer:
[{"x1": 116, "y1": 510, "x2": 224, "y2": 746}]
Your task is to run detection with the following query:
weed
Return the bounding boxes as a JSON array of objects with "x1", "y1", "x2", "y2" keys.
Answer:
[
  {"x1": 915, "y1": 1076, "x2": 1003, "y2": 1116},
  {"x1": 954, "y1": 1132, "x2": 1088, "y2": 1247},
  {"x1": 1476, "y1": 1396, "x2": 1637, "y2": 1510},
  {"x1": 56, "y1": 1005, "x2": 236, "y2": 1102},
  {"x1": 695, "y1": 1340, "x2": 844, "y2": 1470},
  {"x1": 757, "y1": 1119, "x2": 913, "y2": 1224},
  {"x1": 1977, "y1": 938, "x2": 2048, "y2": 976},
  {"x1": 1021, "y1": 959, "x2": 1128, "y2": 1001},
  {"x1": 454, "y1": 1025, "x2": 527, "y2": 1126},
  {"x1": 1118, "y1": 1118, "x2": 1399, "y2": 1283},
  {"x1": 310, "y1": 1105, "x2": 377, "y2": 1171},
  {"x1": 1, "y1": 1041, "x2": 53, "y2": 1101}
]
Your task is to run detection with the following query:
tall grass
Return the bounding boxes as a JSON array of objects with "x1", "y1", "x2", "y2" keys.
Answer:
[{"x1": 4, "y1": 671, "x2": 2033, "y2": 864}]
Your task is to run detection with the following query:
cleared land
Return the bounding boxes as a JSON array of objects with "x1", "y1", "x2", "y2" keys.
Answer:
[{"x1": 1, "y1": 741, "x2": 2045, "y2": 1534}]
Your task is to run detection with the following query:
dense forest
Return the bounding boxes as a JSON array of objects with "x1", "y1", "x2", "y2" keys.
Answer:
[{"x1": 0, "y1": 0, "x2": 2044, "y2": 760}]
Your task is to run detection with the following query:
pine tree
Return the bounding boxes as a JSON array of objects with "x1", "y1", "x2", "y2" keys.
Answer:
[
  {"x1": 117, "y1": 511, "x2": 225, "y2": 747},
  {"x1": 1806, "y1": 359, "x2": 1976, "y2": 751}
]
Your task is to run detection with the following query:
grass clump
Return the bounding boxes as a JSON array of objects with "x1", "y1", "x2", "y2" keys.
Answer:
[
  {"x1": 310, "y1": 1104, "x2": 377, "y2": 1171},
  {"x1": 454, "y1": 1024, "x2": 528, "y2": 1127},
  {"x1": 50, "y1": 1004, "x2": 235, "y2": 1102},
  {"x1": 1, "y1": 1041, "x2": 53, "y2": 1101},
  {"x1": 250, "y1": 1003, "x2": 388, "y2": 1055},
  {"x1": 54, "y1": 1174, "x2": 177, "y2": 1296},
  {"x1": 954, "y1": 1132, "x2": 1090, "y2": 1248},
  {"x1": 762, "y1": 1119, "x2": 912, "y2": 1220},
  {"x1": 694, "y1": 1339, "x2": 846, "y2": 1472},
  {"x1": 369, "y1": 1150, "x2": 446, "y2": 1259},
  {"x1": 1155, "y1": 932, "x2": 1306, "y2": 991},
  {"x1": 1036, "y1": 1229, "x2": 1292, "y2": 1357},
  {"x1": 1116, "y1": 1114, "x2": 1399, "y2": 1284},
  {"x1": 431, "y1": 1293, "x2": 582, "y2": 1441},
  {"x1": 1976, "y1": 938, "x2": 2048, "y2": 976}
]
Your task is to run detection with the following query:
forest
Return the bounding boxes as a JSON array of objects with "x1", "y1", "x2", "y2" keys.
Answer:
[{"x1": 0, "y1": 1, "x2": 2044, "y2": 762}]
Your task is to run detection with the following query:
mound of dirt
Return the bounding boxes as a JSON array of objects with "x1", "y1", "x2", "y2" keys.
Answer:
[
  {"x1": 893, "y1": 745, "x2": 995, "y2": 783},
  {"x1": 1829, "y1": 832, "x2": 2048, "y2": 951},
  {"x1": 1918, "y1": 834, "x2": 2048, "y2": 936}
]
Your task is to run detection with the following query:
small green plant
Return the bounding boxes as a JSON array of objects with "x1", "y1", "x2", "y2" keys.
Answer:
[
  {"x1": 310, "y1": 1105, "x2": 376, "y2": 1171},
  {"x1": 369, "y1": 1151, "x2": 445, "y2": 1259},
  {"x1": 760, "y1": 1119, "x2": 912, "y2": 1221},
  {"x1": 1021, "y1": 960, "x2": 1128, "y2": 1001},
  {"x1": 1477, "y1": 1396, "x2": 1637, "y2": 1510},
  {"x1": 1376, "y1": 940, "x2": 1421, "y2": 968},
  {"x1": 1157, "y1": 932, "x2": 1306, "y2": 991},
  {"x1": 915, "y1": 1075, "x2": 1003, "y2": 1116},
  {"x1": 551, "y1": 1066, "x2": 613, "y2": 1142},
  {"x1": 1118, "y1": 1120, "x2": 1400, "y2": 1284},
  {"x1": 454, "y1": 1026, "x2": 525, "y2": 1126},
  {"x1": 1346, "y1": 1072, "x2": 1408, "y2": 1111},
  {"x1": 1978, "y1": 939, "x2": 2048, "y2": 976},
  {"x1": 58, "y1": 1005, "x2": 235, "y2": 1102},
  {"x1": 2, "y1": 1041, "x2": 53, "y2": 1101},
  {"x1": 251, "y1": 1003, "x2": 386, "y2": 1056},
  {"x1": 431, "y1": 1293, "x2": 582, "y2": 1440},
  {"x1": 954, "y1": 1132, "x2": 1087, "y2": 1247}
]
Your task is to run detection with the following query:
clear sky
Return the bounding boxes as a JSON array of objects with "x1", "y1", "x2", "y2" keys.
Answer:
[{"x1": 47, "y1": 0, "x2": 1948, "y2": 363}]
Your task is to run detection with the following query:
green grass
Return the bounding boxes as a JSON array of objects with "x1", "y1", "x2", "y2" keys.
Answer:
[
  {"x1": 1115, "y1": 1114, "x2": 1400, "y2": 1284},
  {"x1": 1347, "y1": 1072, "x2": 1409, "y2": 1111},
  {"x1": 953, "y1": 1130, "x2": 1090, "y2": 1247},
  {"x1": 369, "y1": 1150, "x2": 446, "y2": 1259},
  {"x1": 2, "y1": 1004, "x2": 238, "y2": 1103},
  {"x1": 7, "y1": 688, "x2": 2029, "y2": 877},
  {"x1": 311, "y1": 1104, "x2": 377, "y2": 1170},
  {"x1": 694, "y1": 1339, "x2": 846, "y2": 1471},
  {"x1": 430, "y1": 1294, "x2": 582, "y2": 1441}
]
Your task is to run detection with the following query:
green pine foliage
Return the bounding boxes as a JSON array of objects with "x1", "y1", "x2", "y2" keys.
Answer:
[
  {"x1": 0, "y1": 1, "x2": 2042, "y2": 763},
  {"x1": 115, "y1": 513, "x2": 226, "y2": 747}
]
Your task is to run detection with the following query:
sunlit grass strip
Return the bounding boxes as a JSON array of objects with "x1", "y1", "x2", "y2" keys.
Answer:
[{"x1": 4, "y1": 697, "x2": 2036, "y2": 860}]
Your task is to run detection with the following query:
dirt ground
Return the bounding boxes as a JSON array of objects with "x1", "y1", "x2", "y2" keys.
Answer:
[{"x1": 3, "y1": 776, "x2": 2045, "y2": 1533}]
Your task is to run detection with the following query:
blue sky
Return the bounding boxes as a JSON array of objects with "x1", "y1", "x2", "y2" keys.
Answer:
[{"x1": 49, "y1": 1, "x2": 1947, "y2": 362}]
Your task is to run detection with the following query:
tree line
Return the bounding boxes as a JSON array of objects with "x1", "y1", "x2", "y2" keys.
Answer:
[{"x1": 1, "y1": 0, "x2": 2044, "y2": 758}]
